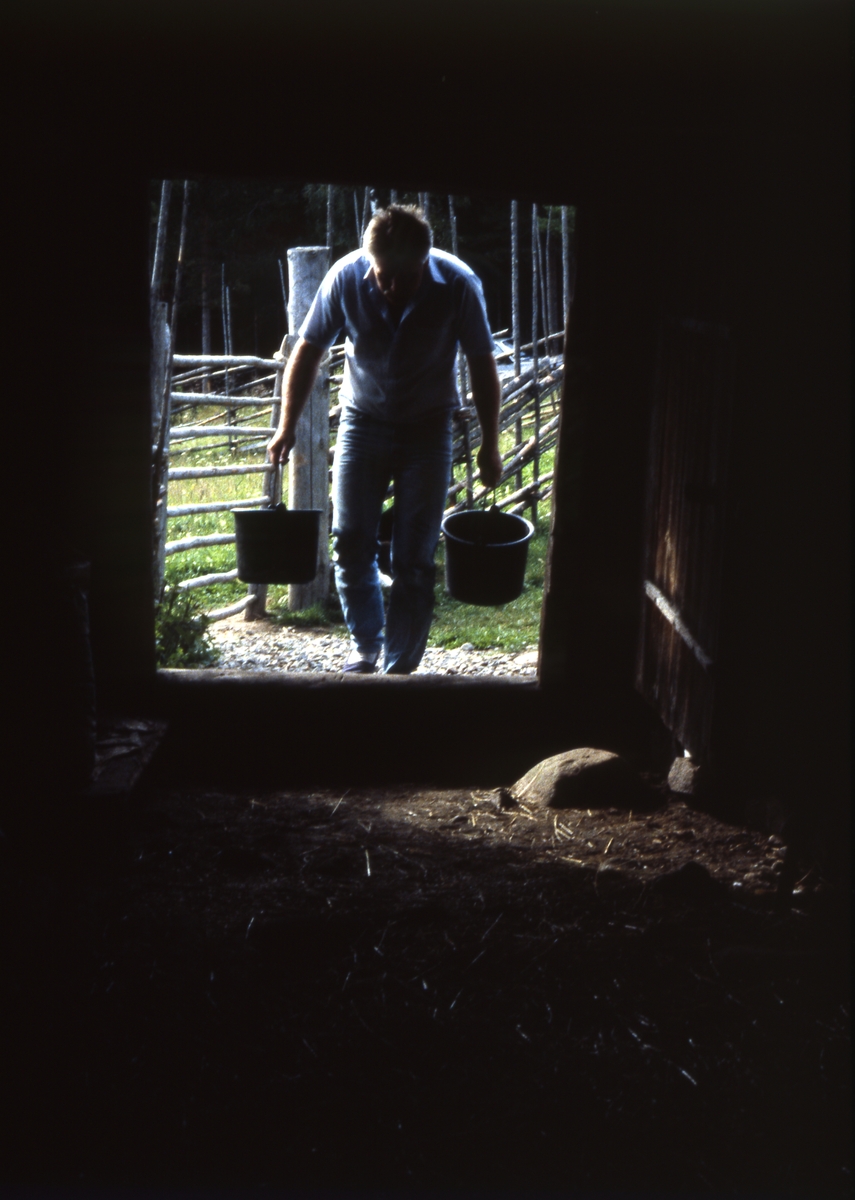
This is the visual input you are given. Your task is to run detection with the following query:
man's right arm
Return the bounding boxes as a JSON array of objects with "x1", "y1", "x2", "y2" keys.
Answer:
[{"x1": 267, "y1": 339, "x2": 325, "y2": 465}]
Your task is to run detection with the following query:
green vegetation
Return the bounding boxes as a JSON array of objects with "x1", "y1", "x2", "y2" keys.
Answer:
[
  {"x1": 270, "y1": 599, "x2": 343, "y2": 630},
  {"x1": 164, "y1": 435, "x2": 281, "y2": 611},
  {"x1": 157, "y1": 180, "x2": 569, "y2": 660},
  {"x1": 428, "y1": 524, "x2": 548, "y2": 652},
  {"x1": 154, "y1": 585, "x2": 219, "y2": 668},
  {"x1": 152, "y1": 179, "x2": 573, "y2": 366},
  {"x1": 165, "y1": 393, "x2": 554, "y2": 655}
]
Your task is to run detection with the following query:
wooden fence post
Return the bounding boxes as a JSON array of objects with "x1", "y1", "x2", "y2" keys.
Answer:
[
  {"x1": 150, "y1": 180, "x2": 172, "y2": 310},
  {"x1": 531, "y1": 204, "x2": 541, "y2": 527},
  {"x1": 448, "y1": 194, "x2": 473, "y2": 504},
  {"x1": 200, "y1": 210, "x2": 212, "y2": 398},
  {"x1": 511, "y1": 200, "x2": 521, "y2": 380},
  {"x1": 543, "y1": 206, "x2": 554, "y2": 363},
  {"x1": 151, "y1": 300, "x2": 172, "y2": 596},
  {"x1": 244, "y1": 349, "x2": 288, "y2": 619},
  {"x1": 352, "y1": 191, "x2": 361, "y2": 246},
  {"x1": 561, "y1": 206, "x2": 574, "y2": 335},
  {"x1": 287, "y1": 247, "x2": 330, "y2": 611},
  {"x1": 511, "y1": 201, "x2": 524, "y2": 492},
  {"x1": 151, "y1": 180, "x2": 174, "y2": 597}
]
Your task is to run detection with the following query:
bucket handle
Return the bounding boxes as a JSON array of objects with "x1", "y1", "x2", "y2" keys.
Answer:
[
  {"x1": 269, "y1": 379, "x2": 313, "y2": 510},
  {"x1": 267, "y1": 463, "x2": 286, "y2": 511},
  {"x1": 478, "y1": 487, "x2": 499, "y2": 514},
  {"x1": 475, "y1": 488, "x2": 499, "y2": 546}
]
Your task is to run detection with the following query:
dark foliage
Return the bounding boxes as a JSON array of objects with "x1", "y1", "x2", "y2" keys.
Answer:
[
  {"x1": 154, "y1": 586, "x2": 219, "y2": 669},
  {"x1": 150, "y1": 179, "x2": 567, "y2": 359}
]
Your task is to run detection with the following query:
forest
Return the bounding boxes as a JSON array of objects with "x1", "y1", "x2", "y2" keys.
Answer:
[{"x1": 150, "y1": 179, "x2": 574, "y2": 359}]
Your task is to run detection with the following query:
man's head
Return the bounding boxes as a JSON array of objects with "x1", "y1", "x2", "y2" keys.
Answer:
[{"x1": 364, "y1": 204, "x2": 432, "y2": 309}]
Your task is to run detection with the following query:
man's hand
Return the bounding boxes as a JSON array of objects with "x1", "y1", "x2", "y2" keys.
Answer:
[
  {"x1": 477, "y1": 443, "x2": 503, "y2": 489},
  {"x1": 267, "y1": 424, "x2": 297, "y2": 466},
  {"x1": 467, "y1": 352, "x2": 503, "y2": 490},
  {"x1": 267, "y1": 338, "x2": 325, "y2": 466}
]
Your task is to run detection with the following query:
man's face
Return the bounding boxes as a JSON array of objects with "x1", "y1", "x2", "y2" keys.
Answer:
[{"x1": 371, "y1": 255, "x2": 426, "y2": 310}]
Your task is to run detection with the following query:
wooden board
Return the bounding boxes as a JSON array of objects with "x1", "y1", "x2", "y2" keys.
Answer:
[
  {"x1": 78, "y1": 718, "x2": 168, "y2": 801},
  {"x1": 636, "y1": 318, "x2": 733, "y2": 764}
]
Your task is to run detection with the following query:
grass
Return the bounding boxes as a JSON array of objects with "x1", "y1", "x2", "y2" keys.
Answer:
[
  {"x1": 428, "y1": 524, "x2": 548, "y2": 652},
  {"x1": 164, "y1": 400, "x2": 553, "y2": 653},
  {"x1": 164, "y1": 433, "x2": 289, "y2": 611}
]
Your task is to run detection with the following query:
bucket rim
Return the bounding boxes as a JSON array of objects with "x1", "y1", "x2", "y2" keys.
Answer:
[
  {"x1": 441, "y1": 509, "x2": 534, "y2": 549},
  {"x1": 232, "y1": 505, "x2": 323, "y2": 516}
]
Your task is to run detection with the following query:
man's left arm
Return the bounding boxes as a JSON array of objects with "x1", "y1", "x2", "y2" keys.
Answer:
[{"x1": 467, "y1": 353, "x2": 503, "y2": 489}]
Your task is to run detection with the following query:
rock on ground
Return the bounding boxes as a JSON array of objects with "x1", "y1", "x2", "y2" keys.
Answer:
[
  {"x1": 512, "y1": 747, "x2": 655, "y2": 810},
  {"x1": 667, "y1": 755, "x2": 706, "y2": 795}
]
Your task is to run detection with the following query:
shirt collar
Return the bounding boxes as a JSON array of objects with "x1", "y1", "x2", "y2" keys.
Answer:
[
  {"x1": 360, "y1": 251, "x2": 444, "y2": 286},
  {"x1": 427, "y1": 252, "x2": 446, "y2": 285}
]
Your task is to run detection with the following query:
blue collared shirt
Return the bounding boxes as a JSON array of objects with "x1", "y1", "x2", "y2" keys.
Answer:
[{"x1": 299, "y1": 248, "x2": 495, "y2": 423}]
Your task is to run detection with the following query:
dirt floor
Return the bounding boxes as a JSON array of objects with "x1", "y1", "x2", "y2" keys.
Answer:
[{"x1": 1, "y1": 768, "x2": 850, "y2": 1197}]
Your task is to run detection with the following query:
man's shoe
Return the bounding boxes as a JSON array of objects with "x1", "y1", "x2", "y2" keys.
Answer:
[{"x1": 343, "y1": 648, "x2": 378, "y2": 674}]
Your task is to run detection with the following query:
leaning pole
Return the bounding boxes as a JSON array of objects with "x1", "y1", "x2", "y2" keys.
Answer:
[{"x1": 286, "y1": 246, "x2": 330, "y2": 611}]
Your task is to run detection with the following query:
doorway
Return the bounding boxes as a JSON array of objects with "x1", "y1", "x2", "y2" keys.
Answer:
[{"x1": 150, "y1": 179, "x2": 575, "y2": 681}]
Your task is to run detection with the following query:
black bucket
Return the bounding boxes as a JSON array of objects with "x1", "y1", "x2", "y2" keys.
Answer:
[
  {"x1": 233, "y1": 504, "x2": 321, "y2": 584},
  {"x1": 441, "y1": 508, "x2": 534, "y2": 606}
]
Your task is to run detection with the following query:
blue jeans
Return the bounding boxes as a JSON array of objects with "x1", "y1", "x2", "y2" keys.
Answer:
[{"x1": 332, "y1": 407, "x2": 453, "y2": 674}]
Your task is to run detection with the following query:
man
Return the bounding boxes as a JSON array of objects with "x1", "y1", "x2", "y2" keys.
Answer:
[{"x1": 268, "y1": 204, "x2": 502, "y2": 674}]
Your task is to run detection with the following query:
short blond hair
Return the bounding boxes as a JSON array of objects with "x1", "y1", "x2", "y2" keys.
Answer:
[{"x1": 363, "y1": 204, "x2": 432, "y2": 266}]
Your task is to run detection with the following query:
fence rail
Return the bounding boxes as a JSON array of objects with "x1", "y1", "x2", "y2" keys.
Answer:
[
  {"x1": 170, "y1": 425, "x2": 275, "y2": 439},
  {"x1": 168, "y1": 463, "x2": 275, "y2": 481},
  {"x1": 162, "y1": 341, "x2": 562, "y2": 618},
  {"x1": 168, "y1": 497, "x2": 269, "y2": 517},
  {"x1": 176, "y1": 569, "x2": 240, "y2": 590},
  {"x1": 172, "y1": 354, "x2": 283, "y2": 370},
  {"x1": 151, "y1": 186, "x2": 575, "y2": 626},
  {"x1": 207, "y1": 595, "x2": 257, "y2": 621},
  {"x1": 164, "y1": 532, "x2": 237, "y2": 556},
  {"x1": 169, "y1": 394, "x2": 275, "y2": 407}
]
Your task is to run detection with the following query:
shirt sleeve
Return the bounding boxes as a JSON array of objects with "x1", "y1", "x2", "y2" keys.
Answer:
[
  {"x1": 298, "y1": 264, "x2": 346, "y2": 349},
  {"x1": 455, "y1": 271, "x2": 496, "y2": 358}
]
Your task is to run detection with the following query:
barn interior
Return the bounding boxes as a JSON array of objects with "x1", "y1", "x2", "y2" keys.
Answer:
[{"x1": 3, "y1": 1, "x2": 850, "y2": 1195}]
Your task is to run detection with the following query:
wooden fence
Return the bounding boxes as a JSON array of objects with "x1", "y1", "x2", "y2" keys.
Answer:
[
  {"x1": 162, "y1": 336, "x2": 563, "y2": 620},
  {"x1": 164, "y1": 349, "x2": 284, "y2": 619},
  {"x1": 151, "y1": 183, "x2": 573, "y2": 621}
]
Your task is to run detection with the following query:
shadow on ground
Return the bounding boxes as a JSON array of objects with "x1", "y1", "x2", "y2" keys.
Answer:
[{"x1": 1, "y1": 779, "x2": 850, "y2": 1197}]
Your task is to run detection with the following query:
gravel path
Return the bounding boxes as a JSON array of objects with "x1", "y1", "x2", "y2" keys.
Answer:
[{"x1": 209, "y1": 615, "x2": 538, "y2": 677}]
